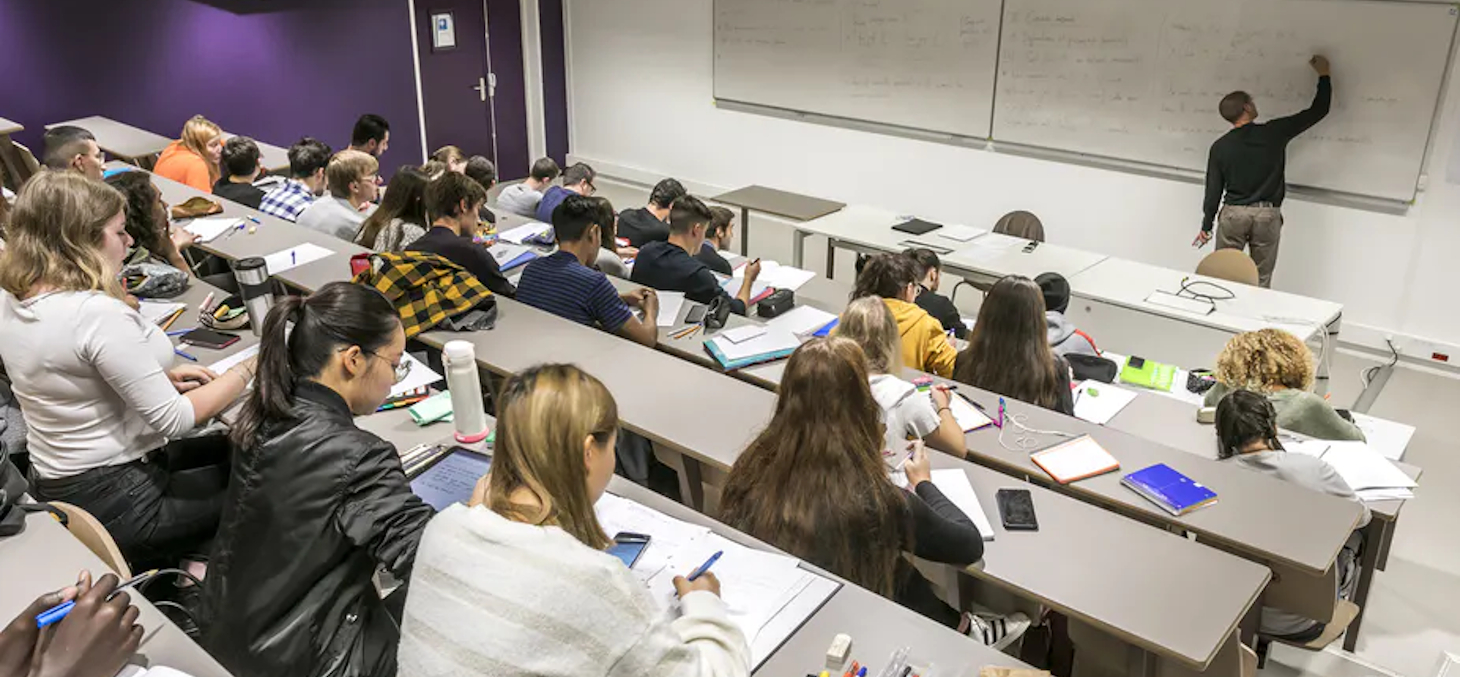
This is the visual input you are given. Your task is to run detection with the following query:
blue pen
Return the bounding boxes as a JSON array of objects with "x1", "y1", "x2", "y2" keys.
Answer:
[
  {"x1": 36, "y1": 570, "x2": 158, "y2": 628},
  {"x1": 291, "y1": 251, "x2": 297, "y2": 266},
  {"x1": 174, "y1": 348, "x2": 197, "y2": 362},
  {"x1": 246, "y1": 216, "x2": 262, "y2": 225},
  {"x1": 686, "y1": 550, "x2": 723, "y2": 581},
  {"x1": 166, "y1": 330, "x2": 190, "y2": 337}
]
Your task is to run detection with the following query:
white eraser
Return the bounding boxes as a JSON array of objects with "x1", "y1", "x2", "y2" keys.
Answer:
[{"x1": 826, "y1": 633, "x2": 852, "y2": 667}]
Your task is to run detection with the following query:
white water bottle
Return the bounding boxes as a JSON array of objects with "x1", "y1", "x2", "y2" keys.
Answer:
[{"x1": 443, "y1": 341, "x2": 489, "y2": 443}]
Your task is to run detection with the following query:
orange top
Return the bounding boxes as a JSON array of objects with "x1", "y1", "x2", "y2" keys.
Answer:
[{"x1": 153, "y1": 141, "x2": 216, "y2": 191}]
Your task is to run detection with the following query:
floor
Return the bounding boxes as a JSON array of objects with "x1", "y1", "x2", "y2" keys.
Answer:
[{"x1": 582, "y1": 176, "x2": 1460, "y2": 677}]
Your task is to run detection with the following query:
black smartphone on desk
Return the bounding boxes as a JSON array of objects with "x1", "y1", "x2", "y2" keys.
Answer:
[
  {"x1": 996, "y1": 489, "x2": 1039, "y2": 531},
  {"x1": 179, "y1": 328, "x2": 240, "y2": 350},
  {"x1": 607, "y1": 532, "x2": 652, "y2": 568}
]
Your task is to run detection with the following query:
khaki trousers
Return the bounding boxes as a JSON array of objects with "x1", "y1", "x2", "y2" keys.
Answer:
[{"x1": 1216, "y1": 204, "x2": 1283, "y2": 288}]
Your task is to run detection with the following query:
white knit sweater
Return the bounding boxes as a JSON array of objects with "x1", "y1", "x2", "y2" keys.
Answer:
[{"x1": 397, "y1": 503, "x2": 751, "y2": 677}]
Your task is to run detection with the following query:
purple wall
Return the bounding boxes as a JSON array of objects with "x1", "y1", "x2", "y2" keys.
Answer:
[
  {"x1": 538, "y1": 0, "x2": 569, "y2": 166},
  {"x1": 0, "y1": 0, "x2": 424, "y2": 176}
]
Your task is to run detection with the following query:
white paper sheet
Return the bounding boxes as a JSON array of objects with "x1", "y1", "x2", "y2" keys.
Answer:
[
  {"x1": 137, "y1": 301, "x2": 186, "y2": 326},
  {"x1": 497, "y1": 221, "x2": 553, "y2": 245},
  {"x1": 1072, "y1": 381, "x2": 1138, "y2": 425},
  {"x1": 262, "y1": 243, "x2": 334, "y2": 275},
  {"x1": 928, "y1": 469, "x2": 997, "y2": 541},
  {"x1": 720, "y1": 276, "x2": 774, "y2": 300},
  {"x1": 390, "y1": 353, "x2": 444, "y2": 398},
  {"x1": 721, "y1": 325, "x2": 767, "y2": 344},
  {"x1": 1287, "y1": 440, "x2": 1417, "y2": 492},
  {"x1": 765, "y1": 305, "x2": 838, "y2": 337},
  {"x1": 1352, "y1": 413, "x2": 1415, "y2": 462},
  {"x1": 655, "y1": 291, "x2": 686, "y2": 327},
  {"x1": 946, "y1": 392, "x2": 993, "y2": 432},
  {"x1": 711, "y1": 327, "x2": 800, "y2": 362},
  {"x1": 206, "y1": 344, "x2": 260, "y2": 377},
  {"x1": 182, "y1": 216, "x2": 243, "y2": 242},
  {"x1": 753, "y1": 261, "x2": 816, "y2": 291},
  {"x1": 936, "y1": 225, "x2": 987, "y2": 242}
]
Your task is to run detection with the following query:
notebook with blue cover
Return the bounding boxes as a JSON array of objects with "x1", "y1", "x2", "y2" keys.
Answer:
[
  {"x1": 704, "y1": 336, "x2": 798, "y2": 370},
  {"x1": 1121, "y1": 464, "x2": 1218, "y2": 516}
]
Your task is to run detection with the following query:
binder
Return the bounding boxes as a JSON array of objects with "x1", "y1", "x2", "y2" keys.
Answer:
[{"x1": 1121, "y1": 464, "x2": 1218, "y2": 516}]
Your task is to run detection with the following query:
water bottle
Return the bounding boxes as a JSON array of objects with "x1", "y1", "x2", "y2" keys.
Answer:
[
  {"x1": 233, "y1": 257, "x2": 273, "y2": 337},
  {"x1": 443, "y1": 341, "x2": 489, "y2": 443}
]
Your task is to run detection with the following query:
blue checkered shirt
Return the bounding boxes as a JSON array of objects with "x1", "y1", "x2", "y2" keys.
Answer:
[{"x1": 259, "y1": 179, "x2": 315, "y2": 222}]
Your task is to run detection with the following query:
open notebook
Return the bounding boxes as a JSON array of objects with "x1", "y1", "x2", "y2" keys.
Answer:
[{"x1": 594, "y1": 493, "x2": 838, "y2": 668}]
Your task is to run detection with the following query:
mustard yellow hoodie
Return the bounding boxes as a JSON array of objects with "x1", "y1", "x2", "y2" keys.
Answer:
[{"x1": 885, "y1": 298, "x2": 957, "y2": 378}]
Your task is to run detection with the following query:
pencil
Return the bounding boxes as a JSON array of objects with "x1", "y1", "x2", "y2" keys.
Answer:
[{"x1": 159, "y1": 307, "x2": 185, "y2": 331}]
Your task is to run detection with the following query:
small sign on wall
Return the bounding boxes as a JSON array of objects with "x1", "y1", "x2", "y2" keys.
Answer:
[{"x1": 431, "y1": 11, "x2": 456, "y2": 51}]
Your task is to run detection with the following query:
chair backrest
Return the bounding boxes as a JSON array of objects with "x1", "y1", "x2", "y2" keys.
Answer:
[
  {"x1": 1196, "y1": 250, "x2": 1260, "y2": 286},
  {"x1": 993, "y1": 210, "x2": 1045, "y2": 242},
  {"x1": 51, "y1": 501, "x2": 131, "y2": 578}
]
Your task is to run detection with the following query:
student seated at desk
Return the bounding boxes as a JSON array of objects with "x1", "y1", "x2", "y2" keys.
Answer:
[
  {"x1": 1204, "y1": 328, "x2": 1364, "y2": 442},
  {"x1": 696, "y1": 206, "x2": 735, "y2": 276},
  {"x1": 260, "y1": 137, "x2": 332, "y2": 222},
  {"x1": 618, "y1": 177, "x2": 687, "y2": 247},
  {"x1": 591, "y1": 196, "x2": 634, "y2": 278},
  {"x1": 1216, "y1": 389, "x2": 1368, "y2": 641},
  {"x1": 535, "y1": 162, "x2": 597, "y2": 223},
  {"x1": 0, "y1": 571, "x2": 150, "y2": 677},
  {"x1": 518, "y1": 194, "x2": 659, "y2": 347},
  {"x1": 431, "y1": 144, "x2": 468, "y2": 173},
  {"x1": 408, "y1": 172, "x2": 516, "y2": 297},
  {"x1": 153, "y1": 115, "x2": 223, "y2": 192},
  {"x1": 904, "y1": 247, "x2": 966, "y2": 339},
  {"x1": 41, "y1": 125, "x2": 105, "y2": 181},
  {"x1": 297, "y1": 150, "x2": 379, "y2": 241},
  {"x1": 355, "y1": 166, "x2": 429, "y2": 251},
  {"x1": 954, "y1": 275, "x2": 1075, "y2": 416},
  {"x1": 0, "y1": 172, "x2": 254, "y2": 569},
  {"x1": 852, "y1": 253, "x2": 957, "y2": 378},
  {"x1": 399, "y1": 364, "x2": 751, "y2": 676},
  {"x1": 840, "y1": 297, "x2": 968, "y2": 461},
  {"x1": 212, "y1": 136, "x2": 266, "y2": 209},
  {"x1": 496, "y1": 157, "x2": 559, "y2": 218},
  {"x1": 632, "y1": 196, "x2": 761, "y2": 316},
  {"x1": 202, "y1": 282, "x2": 433, "y2": 677},
  {"x1": 348, "y1": 113, "x2": 391, "y2": 158},
  {"x1": 718, "y1": 338, "x2": 1029, "y2": 648},
  {"x1": 1035, "y1": 272, "x2": 1098, "y2": 357},
  {"x1": 464, "y1": 155, "x2": 499, "y2": 226},
  {"x1": 106, "y1": 170, "x2": 199, "y2": 275}
]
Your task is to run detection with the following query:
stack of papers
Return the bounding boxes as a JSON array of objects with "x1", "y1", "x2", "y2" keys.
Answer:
[
  {"x1": 731, "y1": 261, "x2": 816, "y2": 291},
  {"x1": 1072, "y1": 381, "x2": 1138, "y2": 425},
  {"x1": 594, "y1": 493, "x2": 837, "y2": 668},
  {"x1": 262, "y1": 243, "x2": 334, "y2": 275},
  {"x1": 656, "y1": 291, "x2": 686, "y2": 327},
  {"x1": 1286, "y1": 440, "x2": 1417, "y2": 501},
  {"x1": 936, "y1": 225, "x2": 987, "y2": 242},
  {"x1": 137, "y1": 300, "x2": 187, "y2": 326},
  {"x1": 893, "y1": 469, "x2": 996, "y2": 541},
  {"x1": 181, "y1": 216, "x2": 242, "y2": 242},
  {"x1": 765, "y1": 305, "x2": 838, "y2": 337},
  {"x1": 706, "y1": 327, "x2": 801, "y2": 368},
  {"x1": 497, "y1": 221, "x2": 554, "y2": 245}
]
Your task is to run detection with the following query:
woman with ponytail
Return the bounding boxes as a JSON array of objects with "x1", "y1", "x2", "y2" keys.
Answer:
[{"x1": 200, "y1": 282, "x2": 433, "y2": 677}]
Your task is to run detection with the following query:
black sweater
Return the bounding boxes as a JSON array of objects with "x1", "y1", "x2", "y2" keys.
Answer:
[
  {"x1": 896, "y1": 481, "x2": 986, "y2": 628},
  {"x1": 1202, "y1": 76, "x2": 1331, "y2": 232},
  {"x1": 916, "y1": 287, "x2": 966, "y2": 339}
]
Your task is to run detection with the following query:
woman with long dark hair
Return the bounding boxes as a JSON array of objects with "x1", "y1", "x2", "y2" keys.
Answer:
[
  {"x1": 954, "y1": 275, "x2": 1074, "y2": 415},
  {"x1": 718, "y1": 338, "x2": 1028, "y2": 648},
  {"x1": 201, "y1": 282, "x2": 433, "y2": 677},
  {"x1": 355, "y1": 166, "x2": 430, "y2": 251},
  {"x1": 106, "y1": 170, "x2": 199, "y2": 274}
]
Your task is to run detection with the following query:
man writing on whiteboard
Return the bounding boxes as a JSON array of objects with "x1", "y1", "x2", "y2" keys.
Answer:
[{"x1": 1195, "y1": 55, "x2": 1332, "y2": 288}]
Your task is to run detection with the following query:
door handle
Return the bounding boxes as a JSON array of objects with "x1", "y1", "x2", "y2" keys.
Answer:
[{"x1": 471, "y1": 76, "x2": 487, "y2": 102}]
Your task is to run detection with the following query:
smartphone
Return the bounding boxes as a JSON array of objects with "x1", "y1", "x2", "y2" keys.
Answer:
[
  {"x1": 996, "y1": 489, "x2": 1039, "y2": 531},
  {"x1": 1022, "y1": 241, "x2": 1040, "y2": 254},
  {"x1": 685, "y1": 304, "x2": 708, "y2": 324},
  {"x1": 607, "y1": 532, "x2": 652, "y2": 568},
  {"x1": 179, "y1": 328, "x2": 240, "y2": 350}
]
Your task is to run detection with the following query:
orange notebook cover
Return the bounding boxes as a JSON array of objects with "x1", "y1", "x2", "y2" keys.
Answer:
[{"x1": 1032, "y1": 435, "x2": 1120, "y2": 484}]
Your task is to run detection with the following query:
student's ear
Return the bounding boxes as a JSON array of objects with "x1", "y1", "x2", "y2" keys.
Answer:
[
  {"x1": 587, "y1": 223, "x2": 601, "y2": 245},
  {"x1": 582, "y1": 433, "x2": 597, "y2": 471},
  {"x1": 458, "y1": 199, "x2": 472, "y2": 219},
  {"x1": 339, "y1": 345, "x2": 365, "y2": 378},
  {"x1": 693, "y1": 222, "x2": 707, "y2": 239}
]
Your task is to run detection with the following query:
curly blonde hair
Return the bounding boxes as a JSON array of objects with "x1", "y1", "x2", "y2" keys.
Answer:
[{"x1": 1214, "y1": 328, "x2": 1315, "y2": 392}]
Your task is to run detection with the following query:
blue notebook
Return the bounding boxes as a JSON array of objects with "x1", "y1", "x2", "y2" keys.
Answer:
[
  {"x1": 704, "y1": 336, "x2": 798, "y2": 370},
  {"x1": 1120, "y1": 464, "x2": 1217, "y2": 516}
]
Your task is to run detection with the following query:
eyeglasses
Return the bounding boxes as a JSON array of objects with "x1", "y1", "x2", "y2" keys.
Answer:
[{"x1": 341, "y1": 347, "x2": 410, "y2": 383}]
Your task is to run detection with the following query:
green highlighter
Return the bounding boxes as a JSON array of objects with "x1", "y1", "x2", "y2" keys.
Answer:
[{"x1": 1119, "y1": 356, "x2": 1176, "y2": 392}]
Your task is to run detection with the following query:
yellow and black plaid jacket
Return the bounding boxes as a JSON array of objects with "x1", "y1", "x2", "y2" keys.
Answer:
[{"x1": 351, "y1": 251, "x2": 494, "y2": 338}]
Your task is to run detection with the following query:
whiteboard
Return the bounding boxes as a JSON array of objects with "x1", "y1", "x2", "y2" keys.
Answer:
[
  {"x1": 993, "y1": 0, "x2": 1457, "y2": 202},
  {"x1": 713, "y1": 0, "x2": 1003, "y2": 139}
]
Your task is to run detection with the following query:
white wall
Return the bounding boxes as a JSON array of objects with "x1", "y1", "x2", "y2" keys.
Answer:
[{"x1": 565, "y1": 0, "x2": 1460, "y2": 356}]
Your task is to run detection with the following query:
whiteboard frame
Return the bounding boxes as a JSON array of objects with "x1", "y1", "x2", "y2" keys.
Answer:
[{"x1": 712, "y1": 0, "x2": 1460, "y2": 212}]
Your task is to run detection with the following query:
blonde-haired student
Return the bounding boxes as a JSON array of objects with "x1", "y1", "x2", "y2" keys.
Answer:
[
  {"x1": 154, "y1": 115, "x2": 224, "y2": 191},
  {"x1": 839, "y1": 296, "x2": 968, "y2": 464},
  {"x1": 399, "y1": 364, "x2": 751, "y2": 677}
]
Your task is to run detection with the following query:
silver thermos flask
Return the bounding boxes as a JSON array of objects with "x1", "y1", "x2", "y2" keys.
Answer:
[{"x1": 233, "y1": 257, "x2": 274, "y2": 336}]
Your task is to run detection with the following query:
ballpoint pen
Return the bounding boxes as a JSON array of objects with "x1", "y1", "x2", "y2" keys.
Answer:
[{"x1": 36, "y1": 570, "x2": 158, "y2": 628}]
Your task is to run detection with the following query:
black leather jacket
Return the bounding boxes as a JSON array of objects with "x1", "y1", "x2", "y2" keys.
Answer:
[{"x1": 200, "y1": 381, "x2": 433, "y2": 677}]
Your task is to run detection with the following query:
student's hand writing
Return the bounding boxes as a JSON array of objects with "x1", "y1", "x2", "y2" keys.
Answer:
[
  {"x1": 169, "y1": 226, "x2": 201, "y2": 252},
  {"x1": 904, "y1": 441, "x2": 932, "y2": 487},
  {"x1": 0, "y1": 580, "x2": 80, "y2": 677},
  {"x1": 744, "y1": 259, "x2": 763, "y2": 281},
  {"x1": 29, "y1": 572, "x2": 143, "y2": 677},
  {"x1": 931, "y1": 385, "x2": 952, "y2": 410},
  {"x1": 168, "y1": 365, "x2": 219, "y2": 393},
  {"x1": 673, "y1": 572, "x2": 722, "y2": 599},
  {"x1": 1192, "y1": 230, "x2": 1212, "y2": 248}
]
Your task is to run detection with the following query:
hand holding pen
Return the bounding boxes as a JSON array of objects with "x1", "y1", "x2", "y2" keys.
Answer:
[
  {"x1": 0, "y1": 571, "x2": 145, "y2": 677},
  {"x1": 673, "y1": 551, "x2": 723, "y2": 598}
]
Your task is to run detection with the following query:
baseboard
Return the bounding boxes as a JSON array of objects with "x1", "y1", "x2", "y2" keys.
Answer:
[{"x1": 573, "y1": 153, "x2": 1460, "y2": 381}]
